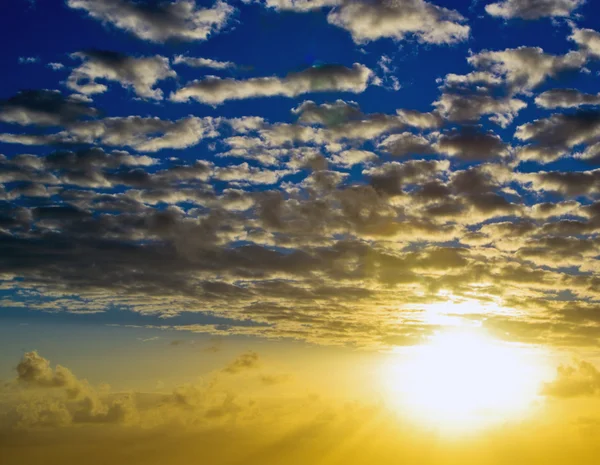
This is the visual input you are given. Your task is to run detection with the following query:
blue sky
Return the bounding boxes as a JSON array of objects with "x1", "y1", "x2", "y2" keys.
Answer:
[
  {"x1": 2, "y1": 0, "x2": 600, "y2": 357},
  {"x1": 5, "y1": 1, "x2": 600, "y2": 463}
]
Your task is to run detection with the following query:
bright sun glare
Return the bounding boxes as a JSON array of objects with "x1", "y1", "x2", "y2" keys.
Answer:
[{"x1": 381, "y1": 327, "x2": 546, "y2": 433}]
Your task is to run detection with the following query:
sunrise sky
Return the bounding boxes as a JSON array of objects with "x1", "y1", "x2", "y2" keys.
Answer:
[{"x1": 2, "y1": 0, "x2": 600, "y2": 463}]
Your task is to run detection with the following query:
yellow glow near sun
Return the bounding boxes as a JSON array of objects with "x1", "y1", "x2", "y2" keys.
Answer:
[{"x1": 381, "y1": 328, "x2": 547, "y2": 433}]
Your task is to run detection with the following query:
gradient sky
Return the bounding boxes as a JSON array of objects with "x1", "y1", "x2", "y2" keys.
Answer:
[{"x1": 2, "y1": 0, "x2": 600, "y2": 464}]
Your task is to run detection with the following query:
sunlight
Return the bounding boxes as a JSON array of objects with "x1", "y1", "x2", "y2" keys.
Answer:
[{"x1": 381, "y1": 328, "x2": 547, "y2": 433}]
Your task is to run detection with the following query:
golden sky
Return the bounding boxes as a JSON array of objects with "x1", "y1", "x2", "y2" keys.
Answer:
[{"x1": 2, "y1": 0, "x2": 600, "y2": 463}]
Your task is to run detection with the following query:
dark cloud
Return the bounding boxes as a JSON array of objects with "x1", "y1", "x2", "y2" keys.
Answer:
[
  {"x1": 67, "y1": 50, "x2": 176, "y2": 100},
  {"x1": 67, "y1": 0, "x2": 234, "y2": 43},
  {"x1": 0, "y1": 90, "x2": 98, "y2": 126},
  {"x1": 535, "y1": 89, "x2": 600, "y2": 109}
]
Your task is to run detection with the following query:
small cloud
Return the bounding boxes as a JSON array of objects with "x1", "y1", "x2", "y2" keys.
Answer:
[
  {"x1": 18, "y1": 56, "x2": 39, "y2": 64},
  {"x1": 223, "y1": 351, "x2": 260, "y2": 374},
  {"x1": 47, "y1": 62, "x2": 65, "y2": 71},
  {"x1": 259, "y1": 373, "x2": 291, "y2": 386}
]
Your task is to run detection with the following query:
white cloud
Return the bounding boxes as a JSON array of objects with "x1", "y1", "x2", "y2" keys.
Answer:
[
  {"x1": 327, "y1": 0, "x2": 470, "y2": 44},
  {"x1": 486, "y1": 0, "x2": 585, "y2": 20},
  {"x1": 67, "y1": 51, "x2": 176, "y2": 100},
  {"x1": 171, "y1": 64, "x2": 373, "y2": 105}
]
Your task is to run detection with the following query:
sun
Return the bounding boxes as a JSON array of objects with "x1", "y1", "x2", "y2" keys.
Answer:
[{"x1": 380, "y1": 329, "x2": 546, "y2": 433}]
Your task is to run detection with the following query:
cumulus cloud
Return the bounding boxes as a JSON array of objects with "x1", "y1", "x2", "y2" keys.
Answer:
[
  {"x1": 67, "y1": 50, "x2": 176, "y2": 100},
  {"x1": 434, "y1": 92, "x2": 527, "y2": 127},
  {"x1": 485, "y1": 0, "x2": 585, "y2": 19},
  {"x1": 0, "y1": 89, "x2": 98, "y2": 126},
  {"x1": 467, "y1": 46, "x2": 586, "y2": 94},
  {"x1": 515, "y1": 110, "x2": 600, "y2": 162},
  {"x1": 542, "y1": 361, "x2": 600, "y2": 397},
  {"x1": 170, "y1": 63, "x2": 373, "y2": 105},
  {"x1": 327, "y1": 0, "x2": 470, "y2": 44},
  {"x1": 67, "y1": 0, "x2": 235, "y2": 43},
  {"x1": 435, "y1": 128, "x2": 510, "y2": 161},
  {"x1": 17, "y1": 351, "x2": 81, "y2": 391},
  {"x1": 292, "y1": 100, "x2": 363, "y2": 126},
  {"x1": 570, "y1": 27, "x2": 600, "y2": 57}
]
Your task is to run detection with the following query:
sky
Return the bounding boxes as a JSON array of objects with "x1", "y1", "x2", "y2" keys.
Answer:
[{"x1": 2, "y1": 0, "x2": 600, "y2": 463}]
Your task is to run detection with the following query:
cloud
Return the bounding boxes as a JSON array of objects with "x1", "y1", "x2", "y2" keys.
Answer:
[
  {"x1": 485, "y1": 0, "x2": 585, "y2": 19},
  {"x1": 17, "y1": 351, "x2": 80, "y2": 391},
  {"x1": 292, "y1": 100, "x2": 363, "y2": 126},
  {"x1": 515, "y1": 110, "x2": 600, "y2": 162},
  {"x1": 434, "y1": 92, "x2": 527, "y2": 127},
  {"x1": 535, "y1": 89, "x2": 600, "y2": 109},
  {"x1": 67, "y1": 0, "x2": 235, "y2": 43},
  {"x1": 0, "y1": 89, "x2": 98, "y2": 126},
  {"x1": 467, "y1": 46, "x2": 586, "y2": 94},
  {"x1": 173, "y1": 55, "x2": 235, "y2": 69},
  {"x1": 570, "y1": 27, "x2": 600, "y2": 57},
  {"x1": 435, "y1": 128, "x2": 510, "y2": 161},
  {"x1": 326, "y1": 0, "x2": 470, "y2": 44},
  {"x1": 18, "y1": 56, "x2": 39, "y2": 64},
  {"x1": 223, "y1": 351, "x2": 261, "y2": 374},
  {"x1": 67, "y1": 50, "x2": 176, "y2": 100},
  {"x1": 47, "y1": 62, "x2": 65, "y2": 71},
  {"x1": 378, "y1": 133, "x2": 435, "y2": 157},
  {"x1": 0, "y1": 116, "x2": 219, "y2": 152},
  {"x1": 542, "y1": 361, "x2": 600, "y2": 397},
  {"x1": 170, "y1": 63, "x2": 373, "y2": 105}
]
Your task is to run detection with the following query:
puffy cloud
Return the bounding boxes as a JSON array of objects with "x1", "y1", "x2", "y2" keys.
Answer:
[
  {"x1": 435, "y1": 128, "x2": 511, "y2": 161},
  {"x1": 434, "y1": 92, "x2": 527, "y2": 127},
  {"x1": 330, "y1": 149, "x2": 377, "y2": 167},
  {"x1": 515, "y1": 110, "x2": 600, "y2": 162},
  {"x1": 542, "y1": 361, "x2": 600, "y2": 397},
  {"x1": 378, "y1": 133, "x2": 435, "y2": 157},
  {"x1": 17, "y1": 351, "x2": 80, "y2": 391},
  {"x1": 366, "y1": 159, "x2": 450, "y2": 196},
  {"x1": 67, "y1": 50, "x2": 176, "y2": 100},
  {"x1": 327, "y1": 0, "x2": 470, "y2": 44},
  {"x1": 570, "y1": 27, "x2": 600, "y2": 57},
  {"x1": 292, "y1": 100, "x2": 362, "y2": 126},
  {"x1": 519, "y1": 168, "x2": 600, "y2": 197},
  {"x1": 0, "y1": 90, "x2": 98, "y2": 126},
  {"x1": 67, "y1": 0, "x2": 234, "y2": 43},
  {"x1": 535, "y1": 89, "x2": 600, "y2": 109},
  {"x1": 173, "y1": 55, "x2": 235, "y2": 69},
  {"x1": 170, "y1": 63, "x2": 373, "y2": 105},
  {"x1": 485, "y1": 0, "x2": 585, "y2": 19},
  {"x1": 467, "y1": 46, "x2": 586, "y2": 94}
]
